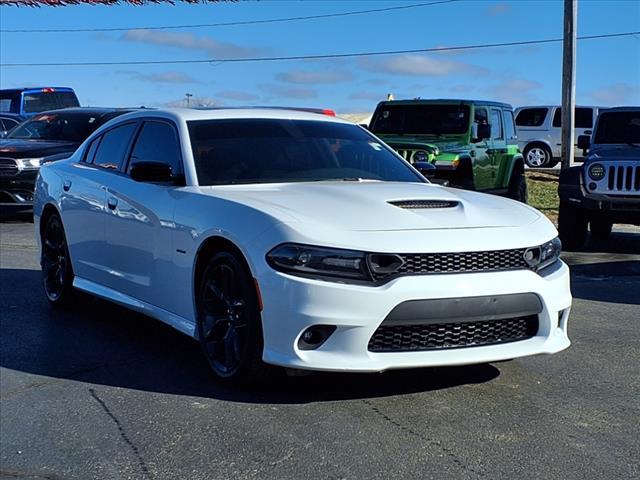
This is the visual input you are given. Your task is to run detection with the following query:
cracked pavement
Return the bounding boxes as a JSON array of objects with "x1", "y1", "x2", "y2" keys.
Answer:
[{"x1": 1, "y1": 221, "x2": 639, "y2": 480}]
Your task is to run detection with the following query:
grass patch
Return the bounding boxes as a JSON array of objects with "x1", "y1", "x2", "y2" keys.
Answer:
[{"x1": 526, "y1": 171, "x2": 559, "y2": 225}]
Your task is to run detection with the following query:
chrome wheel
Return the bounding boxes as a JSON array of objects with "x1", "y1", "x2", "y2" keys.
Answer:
[
  {"x1": 198, "y1": 255, "x2": 250, "y2": 378},
  {"x1": 41, "y1": 214, "x2": 72, "y2": 303},
  {"x1": 524, "y1": 146, "x2": 550, "y2": 168}
]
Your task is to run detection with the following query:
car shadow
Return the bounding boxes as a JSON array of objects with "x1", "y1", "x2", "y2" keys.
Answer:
[{"x1": 0, "y1": 268, "x2": 500, "y2": 404}]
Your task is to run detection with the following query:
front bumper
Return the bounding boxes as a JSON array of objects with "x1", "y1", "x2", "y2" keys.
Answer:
[
  {"x1": 258, "y1": 261, "x2": 571, "y2": 372},
  {"x1": 0, "y1": 169, "x2": 37, "y2": 211}
]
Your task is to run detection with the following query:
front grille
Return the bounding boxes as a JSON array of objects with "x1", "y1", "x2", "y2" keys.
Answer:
[
  {"x1": 388, "y1": 199, "x2": 459, "y2": 209},
  {"x1": 368, "y1": 315, "x2": 539, "y2": 352},
  {"x1": 393, "y1": 249, "x2": 529, "y2": 277},
  {"x1": 395, "y1": 149, "x2": 412, "y2": 161},
  {"x1": 606, "y1": 164, "x2": 640, "y2": 193},
  {"x1": 0, "y1": 158, "x2": 18, "y2": 177}
]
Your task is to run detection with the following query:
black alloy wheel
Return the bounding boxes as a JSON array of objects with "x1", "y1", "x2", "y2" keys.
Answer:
[
  {"x1": 197, "y1": 251, "x2": 263, "y2": 380},
  {"x1": 41, "y1": 213, "x2": 74, "y2": 306}
]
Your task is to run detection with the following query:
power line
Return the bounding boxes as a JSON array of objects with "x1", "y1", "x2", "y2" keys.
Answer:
[
  {"x1": 1, "y1": 31, "x2": 637, "y2": 67},
  {"x1": 0, "y1": 0, "x2": 459, "y2": 33}
]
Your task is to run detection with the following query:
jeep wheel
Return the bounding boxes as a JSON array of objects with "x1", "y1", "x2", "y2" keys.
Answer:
[
  {"x1": 524, "y1": 144, "x2": 553, "y2": 168},
  {"x1": 558, "y1": 201, "x2": 587, "y2": 250},
  {"x1": 507, "y1": 170, "x2": 528, "y2": 203},
  {"x1": 590, "y1": 218, "x2": 613, "y2": 241}
]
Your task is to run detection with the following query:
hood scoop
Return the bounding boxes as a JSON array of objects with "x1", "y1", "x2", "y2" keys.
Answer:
[{"x1": 388, "y1": 199, "x2": 460, "y2": 209}]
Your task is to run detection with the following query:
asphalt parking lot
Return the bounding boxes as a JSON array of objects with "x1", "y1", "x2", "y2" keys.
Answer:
[{"x1": 1, "y1": 221, "x2": 639, "y2": 480}]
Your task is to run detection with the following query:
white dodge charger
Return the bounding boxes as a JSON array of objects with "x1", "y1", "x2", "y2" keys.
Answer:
[{"x1": 34, "y1": 108, "x2": 571, "y2": 380}]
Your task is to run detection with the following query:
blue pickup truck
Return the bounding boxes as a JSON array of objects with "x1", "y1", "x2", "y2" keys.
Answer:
[{"x1": 0, "y1": 87, "x2": 80, "y2": 118}]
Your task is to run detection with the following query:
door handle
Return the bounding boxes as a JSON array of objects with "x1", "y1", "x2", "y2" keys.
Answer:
[
  {"x1": 63, "y1": 180, "x2": 72, "y2": 192},
  {"x1": 584, "y1": 130, "x2": 592, "y2": 135},
  {"x1": 107, "y1": 197, "x2": 118, "y2": 210}
]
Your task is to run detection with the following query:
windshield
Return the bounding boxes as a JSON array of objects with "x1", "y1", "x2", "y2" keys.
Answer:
[
  {"x1": 370, "y1": 104, "x2": 471, "y2": 135},
  {"x1": 7, "y1": 112, "x2": 103, "y2": 142},
  {"x1": 593, "y1": 111, "x2": 640, "y2": 144},
  {"x1": 188, "y1": 119, "x2": 424, "y2": 186}
]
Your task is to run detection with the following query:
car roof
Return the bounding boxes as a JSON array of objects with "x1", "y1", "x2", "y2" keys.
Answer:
[
  {"x1": 113, "y1": 107, "x2": 353, "y2": 124},
  {"x1": 375, "y1": 99, "x2": 513, "y2": 109},
  {"x1": 29, "y1": 107, "x2": 138, "y2": 117},
  {"x1": 514, "y1": 104, "x2": 602, "y2": 110},
  {"x1": 597, "y1": 106, "x2": 640, "y2": 112},
  {"x1": 0, "y1": 87, "x2": 76, "y2": 94}
]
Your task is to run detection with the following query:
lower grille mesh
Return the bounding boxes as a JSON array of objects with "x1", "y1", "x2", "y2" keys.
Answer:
[{"x1": 368, "y1": 316, "x2": 539, "y2": 352}]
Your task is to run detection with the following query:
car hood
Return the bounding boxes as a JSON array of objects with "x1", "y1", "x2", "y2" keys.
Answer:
[
  {"x1": 0, "y1": 139, "x2": 78, "y2": 159},
  {"x1": 374, "y1": 135, "x2": 467, "y2": 152},
  {"x1": 587, "y1": 145, "x2": 640, "y2": 161},
  {"x1": 197, "y1": 181, "x2": 541, "y2": 232}
]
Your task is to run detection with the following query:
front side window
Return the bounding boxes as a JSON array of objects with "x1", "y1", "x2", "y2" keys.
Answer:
[
  {"x1": 8, "y1": 112, "x2": 105, "y2": 142},
  {"x1": 490, "y1": 109, "x2": 503, "y2": 140},
  {"x1": 128, "y1": 121, "x2": 182, "y2": 175},
  {"x1": 92, "y1": 123, "x2": 136, "y2": 171},
  {"x1": 515, "y1": 108, "x2": 548, "y2": 127},
  {"x1": 370, "y1": 104, "x2": 471, "y2": 135},
  {"x1": 593, "y1": 111, "x2": 640, "y2": 144},
  {"x1": 188, "y1": 119, "x2": 424, "y2": 186}
]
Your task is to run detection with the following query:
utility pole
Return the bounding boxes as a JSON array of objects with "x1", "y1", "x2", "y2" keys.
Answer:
[
  {"x1": 185, "y1": 93, "x2": 193, "y2": 107},
  {"x1": 561, "y1": 0, "x2": 577, "y2": 170}
]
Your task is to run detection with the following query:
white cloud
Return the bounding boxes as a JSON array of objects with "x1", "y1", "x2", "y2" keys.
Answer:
[
  {"x1": 258, "y1": 84, "x2": 318, "y2": 99},
  {"x1": 121, "y1": 29, "x2": 264, "y2": 59},
  {"x1": 276, "y1": 69, "x2": 354, "y2": 85},
  {"x1": 360, "y1": 54, "x2": 487, "y2": 77},
  {"x1": 348, "y1": 91, "x2": 386, "y2": 101},
  {"x1": 586, "y1": 83, "x2": 640, "y2": 105},
  {"x1": 217, "y1": 90, "x2": 260, "y2": 101},
  {"x1": 486, "y1": 3, "x2": 511, "y2": 16},
  {"x1": 117, "y1": 70, "x2": 205, "y2": 84},
  {"x1": 484, "y1": 78, "x2": 544, "y2": 106}
]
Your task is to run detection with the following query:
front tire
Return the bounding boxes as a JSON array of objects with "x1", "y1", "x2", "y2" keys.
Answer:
[
  {"x1": 196, "y1": 251, "x2": 265, "y2": 381},
  {"x1": 524, "y1": 144, "x2": 553, "y2": 168},
  {"x1": 558, "y1": 201, "x2": 588, "y2": 249},
  {"x1": 41, "y1": 213, "x2": 75, "y2": 307},
  {"x1": 590, "y1": 218, "x2": 613, "y2": 241},
  {"x1": 507, "y1": 170, "x2": 528, "y2": 203}
]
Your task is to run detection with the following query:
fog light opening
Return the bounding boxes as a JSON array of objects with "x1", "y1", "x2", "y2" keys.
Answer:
[{"x1": 298, "y1": 325, "x2": 337, "y2": 350}]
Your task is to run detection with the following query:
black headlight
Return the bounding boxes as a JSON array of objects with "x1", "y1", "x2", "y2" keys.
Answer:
[
  {"x1": 524, "y1": 237, "x2": 562, "y2": 272},
  {"x1": 267, "y1": 244, "x2": 372, "y2": 282},
  {"x1": 588, "y1": 163, "x2": 605, "y2": 180}
]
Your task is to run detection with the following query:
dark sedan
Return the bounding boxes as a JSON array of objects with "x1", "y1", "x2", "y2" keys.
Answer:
[{"x1": 0, "y1": 108, "x2": 134, "y2": 213}]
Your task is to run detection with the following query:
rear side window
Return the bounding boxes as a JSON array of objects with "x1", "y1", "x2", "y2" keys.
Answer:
[
  {"x1": 92, "y1": 123, "x2": 136, "y2": 171},
  {"x1": 552, "y1": 107, "x2": 594, "y2": 128},
  {"x1": 515, "y1": 108, "x2": 548, "y2": 127},
  {"x1": 56, "y1": 92, "x2": 80, "y2": 109},
  {"x1": 128, "y1": 121, "x2": 182, "y2": 175},
  {"x1": 504, "y1": 110, "x2": 516, "y2": 141},
  {"x1": 22, "y1": 93, "x2": 60, "y2": 114},
  {"x1": 83, "y1": 136, "x2": 101, "y2": 163},
  {"x1": 0, "y1": 92, "x2": 19, "y2": 113}
]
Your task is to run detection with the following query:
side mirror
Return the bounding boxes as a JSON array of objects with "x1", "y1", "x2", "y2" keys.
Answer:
[
  {"x1": 130, "y1": 161, "x2": 173, "y2": 183},
  {"x1": 413, "y1": 161, "x2": 436, "y2": 178},
  {"x1": 577, "y1": 134, "x2": 590, "y2": 153},
  {"x1": 475, "y1": 123, "x2": 491, "y2": 142}
]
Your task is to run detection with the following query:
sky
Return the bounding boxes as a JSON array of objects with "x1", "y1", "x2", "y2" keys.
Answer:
[{"x1": 1, "y1": 0, "x2": 639, "y2": 117}]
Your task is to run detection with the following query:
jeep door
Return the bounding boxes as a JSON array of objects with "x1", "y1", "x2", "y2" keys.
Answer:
[
  {"x1": 487, "y1": 107, "x2": 506, "y2": 188},
  {"x1": 552, "y1": 107, "x2": 596, "y2": 160},
  {"x1": 471, "y1": 106, "x2": 491, "y2": 190}
]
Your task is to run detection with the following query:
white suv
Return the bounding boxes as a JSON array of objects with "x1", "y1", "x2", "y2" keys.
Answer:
[{"x1": 515, "y1": 105, "x2": 602, "y2": 168}]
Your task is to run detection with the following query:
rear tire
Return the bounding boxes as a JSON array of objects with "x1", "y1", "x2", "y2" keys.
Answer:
[
  {"x1": 41, "y1": 213, "x2": 75, "y2": 308},
  {"x1": 558, "y1": 201, "x2": 587, "y2": 250},
  {"x1": 196, "y1": 251, "x2": 267, "y2": 382},
  {"x1": 524, "y1": 144, "x2": 553, "y2": 168},
  {"x1": 590, "y1": 218, "x2": 613, "y2": 241}
]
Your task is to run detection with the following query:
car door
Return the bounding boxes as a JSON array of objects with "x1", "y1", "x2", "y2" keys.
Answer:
[
  {"x1": 487, "y1": 107, "x2": 505, "y2": 188},
  {"x1": 552, "y1": 107, "x2": 595, "y2": 160},
  {"x1": 471, "y1": 106, "x2": 491, "y2": 190},
  {"x1": 61, "y1": 122, "x2": 137, "y2": 286},
  {"x1": 102, "y1": 119, "x2": 182, "y2": 311}
]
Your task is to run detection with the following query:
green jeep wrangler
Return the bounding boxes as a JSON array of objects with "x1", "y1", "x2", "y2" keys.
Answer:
[{"x1": 369, "y1": 99, "x2": 527, "y2": 202}]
